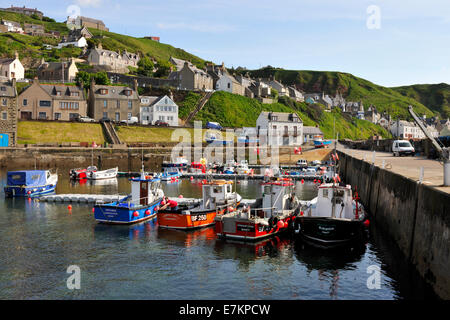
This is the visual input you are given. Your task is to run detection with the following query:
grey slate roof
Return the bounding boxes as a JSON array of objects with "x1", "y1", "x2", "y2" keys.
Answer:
[
  {"x1": 0, "y1": 82, "x2": 16, "y2": 97},
  {"x1": 92, "y1": 84, "x2": 138, "y2": 100},
  {"x1": 39, "y1": 84, "x2": 86, "y2": 100},
  {"x1": 260, "y1": 111, "x2": 302, "y2": 123},
  {"x1": 303, "y1": 126, "x2": 323, "y2": 135}
]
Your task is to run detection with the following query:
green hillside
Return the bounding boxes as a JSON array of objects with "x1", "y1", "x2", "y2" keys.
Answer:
[
  {"x1": 391, "y1": 83, "x2": 450, "y2": 119},
  {"x1": 235, "y1": 67, "x2": 440, "y2": 120},
  {"x1": 189, "y1": 91, "x2": 390, "y2": 140}
]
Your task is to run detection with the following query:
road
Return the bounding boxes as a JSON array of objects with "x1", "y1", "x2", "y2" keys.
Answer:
[{"x1": 337, "y1": 143, "x2": 450, "y2": 194}]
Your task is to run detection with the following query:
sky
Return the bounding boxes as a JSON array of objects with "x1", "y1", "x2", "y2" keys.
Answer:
[{"x1": 5, "y1": 0, "x2": 450, "y2": 87}]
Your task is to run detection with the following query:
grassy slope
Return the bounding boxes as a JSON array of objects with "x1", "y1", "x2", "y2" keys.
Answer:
[
  {"x1": 191, "y1": 91, "x2": 390, "y2": 140},
  {"x1": 17, "y1": 121, "x2": 105, "y2": 144},
  {"x1": 391, "y1": 83, "x2": 450, "y2": 119},
  {"x1": 240, "y1": 68, "x2": 439, "y2": 120}
]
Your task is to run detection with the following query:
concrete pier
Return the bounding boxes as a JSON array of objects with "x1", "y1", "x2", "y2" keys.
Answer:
[{"x1": 337, "y1": 145, "x2": 450, "y2": 299}]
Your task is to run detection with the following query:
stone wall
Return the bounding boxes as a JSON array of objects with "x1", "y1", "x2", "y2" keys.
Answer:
[{"x1": 338, "y1": 151, "x2": 450, "y2": 299}]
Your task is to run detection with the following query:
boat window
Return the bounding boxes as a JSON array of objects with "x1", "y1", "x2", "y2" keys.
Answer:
[
  {"x1": 213, "y1": 187, "x2": 221, "y2": 193},
  {"x1": 323, "y1": 189, "x2": 328, "y2": 198},
  {"x1": 227, "y1": 185, "x2": 231, "y2": 193},
  {"x1": 264, "y1": 186, "x2": 271, "y2": 194},
  {"x1": 335, "y1": 189, "x2": 344, "y2": 197}
]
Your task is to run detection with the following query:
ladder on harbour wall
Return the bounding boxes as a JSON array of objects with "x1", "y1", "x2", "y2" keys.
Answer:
[
  {"x1": 185, "y1": 91, "x2": 214, "y2": 125},
  {"x1": 101, "y1": 122, "x2": 122, "y2": 145}
]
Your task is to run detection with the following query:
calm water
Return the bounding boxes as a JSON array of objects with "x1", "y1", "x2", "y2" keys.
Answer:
[{"x1": 0, "y1": 171, "x2": 437, "y2": 300}]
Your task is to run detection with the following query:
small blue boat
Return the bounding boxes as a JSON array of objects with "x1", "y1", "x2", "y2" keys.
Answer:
[
  {"x1": 4, "y1": 170, "x2": 58, "y2": 197},
  {"x1": 94, "y1": 171, "x2": 164, "y2": 224},
  {"x1": 157, "y1": 167, "x2": 182, "y2": 181},
  {"x1": 313, "y1": 138, "x2": 332, "y2": 148}
]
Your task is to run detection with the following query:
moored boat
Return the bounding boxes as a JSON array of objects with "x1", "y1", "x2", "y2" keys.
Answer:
[
  {"x1": 313, "y1": 138, "x2": 332, "y2": 148},
  {"x1": 293, "y1": 182, "x2": 368, "y2": 247},
  {"x1": 215, "y1": 177, "x2": 300, "y2": 241},
  {"x1": 88, "y1": 167, "x2": 118, "y2": 180},
  {"x1": 4, "y1": 170, "x2": 58, "y2": 197},
  {"x1": 235, "y1": 160, "x2": 250, "y2": 175},
  {"x1": 157, "y1": 180, "x2": 242, "y2": 230},
  {"x1": 70, "y1": 166, "x2": 97, "y2": 180},
  {"x1": 162, "y1": 156, "x2": 188, "y2": 169},
  {"x1": 158, "y1": 167, "x2": 182, "y2": 181},
  {"x1": 93, "y1": 171, "x2": 164, "y2": 224}
]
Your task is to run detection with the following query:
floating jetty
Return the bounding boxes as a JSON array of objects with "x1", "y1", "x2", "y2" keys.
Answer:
[
  {"x1": 118, "y1": 172, "x2": 323, "y2": 180},
  {"x1": 39, "y1": 194, "x2": 123, "y2": 204}
]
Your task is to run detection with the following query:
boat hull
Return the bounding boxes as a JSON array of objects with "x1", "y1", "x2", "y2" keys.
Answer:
[
  {"x1": 4, "y1": 184, "x2": 56, "y2": 198},
  {"x1": 94, "y1": 198, "x2": 162, "y2": 224},
  {"x1": 158, "y1": 207, "x2": 227, "y2": 230},
  {"x1": 313, "y1": 140, "x2": 332, "y2": 148},
  {"x1": 215, "y1": 215, "x2": 294, "y2": 242},
  {"x1": 294, "y1": 216, "x2": 365, "y2": 246}
]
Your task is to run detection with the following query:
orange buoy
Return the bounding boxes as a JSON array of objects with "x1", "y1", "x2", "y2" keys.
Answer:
[
  {"x1": 179, "y1": 195, "x2": 183, "y2": 198},
  {"x1": 133, "y1": 211, "x2": 139, "y2": 217},
  {"x1": 277, "y1": 221, "x2": 284, "y2": 229},
  {"x1": 145, "y1": 210, "x2": 150, "y2": 216},
  {"x1": 92, "y1": 208, "x2": 95, "y2": 213},
  {"x1": 363, "y1": 220, "x2": 370, "y2": 227},
  {"x1": 67, "y1": 205, "x2": 72, "y2": 210}
]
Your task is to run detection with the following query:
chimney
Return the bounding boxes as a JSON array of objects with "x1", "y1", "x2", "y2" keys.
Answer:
[
  {"x1": 14, "y1": 50, "x2": 19, "y2": 59},
  {"x1": 12, "y1": 77, "x2": 16, "y2": 89}
]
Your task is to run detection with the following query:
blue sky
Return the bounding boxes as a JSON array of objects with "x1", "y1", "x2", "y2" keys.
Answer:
[{"x1": 7, "y1": 0, "x2": 450, "y2": 87}]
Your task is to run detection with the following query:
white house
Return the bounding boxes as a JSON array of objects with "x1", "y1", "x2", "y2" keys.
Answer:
[
  {"x1": 140, "y1": 95, "x2": 179, "y2": 126},
  {"x1": 1, "y1": 20, "x2": 23, "y2": 33},
  {"x1": 57, "y1": 36, "x2": 87, "y2": 49},
  {"x1": 215, "y1": 72, "x2": 245, "y2": 96},
  {"x1": 390, "y1": 120, "x2": 425, "y2": 139},
  {"x1": 0, "y1": 51, "x2": 24, "y2": 80},
  {"x1": 256, "y1": 111, "x2": 303, "y2": 146}
]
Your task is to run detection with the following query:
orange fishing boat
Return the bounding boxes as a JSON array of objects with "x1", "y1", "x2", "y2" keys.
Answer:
[{"x1": 157, "y1": 180, "x2": 241, "y2": 230}]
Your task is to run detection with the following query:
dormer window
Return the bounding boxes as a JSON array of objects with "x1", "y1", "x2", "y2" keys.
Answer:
[
  {"x1": 100, "y1": 89, "x2": 108, "y2": 95},
  {"x1": 123, "y1": 89, "x2": 132, "y2": 96},
  {"x1": 56, "y1": 91, "x2": 61, "y2": 96}
]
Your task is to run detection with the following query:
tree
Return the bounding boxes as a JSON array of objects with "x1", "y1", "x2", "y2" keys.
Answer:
[
  {"x1": 75, "y1": 71, "x2": 110, "y2": 88},
  {"x1": 93, "y1": 72, "x2": 110, "y2": 85},
  {"x1": 137, "y1": 56, "x2": 154, "y2": 77}
]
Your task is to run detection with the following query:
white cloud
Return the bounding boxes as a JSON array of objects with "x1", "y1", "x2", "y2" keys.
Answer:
[{"x1": 75, "y1": 0, "x2": 102, "y2": 7}]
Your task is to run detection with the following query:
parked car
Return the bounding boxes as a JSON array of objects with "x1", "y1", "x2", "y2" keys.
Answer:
[
  {"x1": 311, "y1": 160, "x2": 322, "y2": 166},
  {"x1": 154, "y1": 120, "x2": 169, "y2": 127},
  {"x1": 99, "y1": 117, "x2": 111, "y2": 123},
  {"x1": 120, "y1": 117, "x2": 139, "y2": 125},
  {"x1": 206, "y1": 122, "x2": 223, "y2": 130},
  {"x1": 392, "y1": 140, "x2": 415, "y2": 156},
  {"x1": 296, "y1": 159, "x2": 308, "y2": 168},
  {"x1": 77, "y1": 116, "x2": 96, "y2": 123}
]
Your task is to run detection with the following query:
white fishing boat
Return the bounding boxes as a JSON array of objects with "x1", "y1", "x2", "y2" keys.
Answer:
[
  {"x1": 235, "y1": 160, "x2": 250, "y2": 175},
  {"x1": 88, "y1": 167, "x2": 118, "y2": 180}
]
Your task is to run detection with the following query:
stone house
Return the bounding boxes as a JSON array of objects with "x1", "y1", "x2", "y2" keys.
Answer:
[
  {"x1": 267, "y1": 79, "x2": 288, "y2": 97},
  {"x1": 248, "y1": 79, "x2": 272, "y2": 103},
  {"x1": 88, "y1": 44, "x2": 140, "y2": 73},
  {"x1": 37, "y1": 58, "x2": 79, "y2": 82},
  {"x1": 66, "y1": 16, "x2": 108, "y2": 32},
  {"x1": 256, "y1": 111, "x2": 303, "y2": 146},
  {"x1": 206, "y1": 63, "x2": 244, "y2": 96},
  {"x1": 287, "y1": 86, "x2": 304, "y2": 102},
  {"x1": 140, "y1": 95, "x2": 179, "y2": 126},
  {"x1": 23, "y1": 23, "x2": 45, "y2": 35},
  {"x1": 169, "y1": 61, "x2": 213, "y2": 91},
  {"x1": 88, "y1": 80, "x2": 140, "y2": 122},
  {"x1": 0, "y1": 79, "x2": 18, "y2": 146},
  {"x1": 2, "y1": 5, "x2": 43, "y2": 19},
  {"x1": 303, "y1": 126, "x2": 324, "y2": 142},
  {"x1": 0, "y1": 51, "x2": 24, "y2": 80},
  {"x1": 364, "y1": 105, "x2": 380, "y2": 124},
  {"x1": 304, "y1": 92, "x2": 333, "y2": 109},
  {"x1": 18, "y1": 79, "x2": 87, "y2": 121},
  {"x1": 62, "y1": 27, "x2": 92, "y2": 42}
]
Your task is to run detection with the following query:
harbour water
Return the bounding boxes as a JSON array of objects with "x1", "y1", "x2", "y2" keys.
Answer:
[{"x1": 0, "y1": 171, "x2": 437, "y2": 299}]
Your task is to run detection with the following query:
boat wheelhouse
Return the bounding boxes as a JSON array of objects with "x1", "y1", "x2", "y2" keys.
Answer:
[
  {"x1": 94, "y1": 172, "x2": 164, "y2": 224},
  {"x1": 4, "y1": 170, "x2": 58, "y2": 197},
  {"x1": 215, "y1": 177, "x2": 300, "y2": 241},
  {"x1": 157, "y1": 180, "x2": 242, "y2": 230},
  {"x1": 293, "y1": 183, "x2": 367, "y2": 246},
  {"x1": 235, "y1": 160, "x2": 250, "y2": 175}
]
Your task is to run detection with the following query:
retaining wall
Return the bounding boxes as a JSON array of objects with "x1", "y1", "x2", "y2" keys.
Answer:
[{"x1": 338, "y1": 151, "x2": 450, "y2": 299}]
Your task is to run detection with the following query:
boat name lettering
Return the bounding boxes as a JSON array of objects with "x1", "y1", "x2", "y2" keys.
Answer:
[{"x1": 191, "y1": 214, "x2": 207, "y2": 222}]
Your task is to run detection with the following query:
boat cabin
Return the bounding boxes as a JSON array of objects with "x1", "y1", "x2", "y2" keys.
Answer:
[
  {"x1": 315, "y1": 183, "x2": 354, "y2": 219},
  {"x1": 261, "y1": 178, "x2": 295, "y2": 217},
  {"x1": 130, "y1": 175, "x2": 163, "y2": 206},
  {"x1": 201, "y1": 180, "x2": 235, "y2": 209}
]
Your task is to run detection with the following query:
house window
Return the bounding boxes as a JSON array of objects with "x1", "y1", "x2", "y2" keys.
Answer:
[
  {"x1": 56, "y1": 91, "x2": 61, "y2": 96},
  {"x1": 1, "y1": 98, "x2": 7, "y2": 106},
  {"x1": 38, "y1": 112, "x2": 47, "y2": 119},
  {"x1": 294, "y1": 126, "x2": 297, "y2": 136},
  {"x1": 100, "y1": 89, "x2": 108, "y2": 95},
  {"x1": 103, "y1": 100, "x2": 107, "y2": 108},
  {"x1": 115, "y1": 113, "x2": 120, "y2": 121},
  {"x1": 71, "y1": 92, "x2": 79, "y2": 97},
  {"x1": 103, "y1": 112, "x2": 108, "y2": 119},
  {"x1": 1, "y1": 112, "x2": 7, "y2": 120},
  {"x1": 54, "y1": 113, "x2": 61, "y2": 120},
  {"x1": 117, "y1": 100, "x2": 120, "y2": 108},
  {"x1": 23, "y1": 99, "x2": 27, "y2": 106},
  {"x1": 128, "y1": 101, "x2": 132, "y2": 109},
  {"x1": 39, "y1": 100, "x2": 51, "y2": 107},
  {"x1": 127, "y1": 112, "x2": 132, "y2": 120},
  {"x1": 227, "y1": 82, "x2": 231, "y2": 89}
]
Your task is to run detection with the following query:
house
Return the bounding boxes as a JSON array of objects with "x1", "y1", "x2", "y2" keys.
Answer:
[
  {"x1": 332, "y1": 91, "x2": 346, "y2": 108},
  {"x1": 390, "y1": 120, "x2": 425, "y2": 139},
  {"x1": 145, "y1": 36, "x2": 160, "y2": 42},
  {"x1": 287, "y1": 86, "x2": 304, "y2": 102},
  {"x1": 18, "y1": 79, "x2": 87, "y2": 121},
  {"x1": 0, "y1": 51, "x2": 24, "y2": 80},
  {"x1": 37, "y1": 58, "x2": 79, "y2": 82},
  {"x1": 23, "y1": 23, "x2": 45, "y2": 36},
  {"x1": 140, "y1": 95, "x2": 179, "y2": 126},
  {"x1": 57, "y1": 36, "x2": 87, "y2": 49},
  {"x1": 303, "y1": 126, "x2": 324, "y2": 142},
  {"x1": 436, "y1": 119, "x2": 450, "y2": 133},
  {"x1": 304, "y1": 93, "x2": 333, "y2": 109},
  {"x1": 0, "y1": 79, "x2": 18, "y2": 146},
  {"x1": 235, "y1": 74, "x2": 255, "y2": 98},
  {"x1": 66, "y1": 16, "x2": 108, "y2": 32},
  {"x1": 168, "y1": 60, "x2": 213, "y2": 91},
  {"x1": 364, "y1": 105, "x2": 380, "y2": 123},
  {"x1": 267, "y1": 78, "x2": 288, "y2": 97},
  {"x1": 206, "y1": 62, "x2": 244, "y2": 96},
  {"x1": 248, "y1": 79, "x2": 272, "y2": 103},
  {"x1": 62, "y1": 27, "x2": 93, "y2": 42},
  {"x1": 88, "y1": 44, "x2": 140, "y2": 73},
  {"x1": 256, "y1": 111, "x2": 303, "y2": 146},
  {"x1": 88, "y1": 79, "x2": 140, "y2": 122},
  {"x1": 1, "y1": 20, "x2": 23, "y2": 33},
  {"x1": 2, "y1": 5, "x2": 43, "y2": 19}
]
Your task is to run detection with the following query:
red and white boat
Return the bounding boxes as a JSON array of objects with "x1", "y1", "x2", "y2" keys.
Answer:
[
  {"x1": 215, "y1": 177, "x2": 300, "y2": 241},
  {"x1": 69, "y1": 166, "x2": 97, "y2": 180}
]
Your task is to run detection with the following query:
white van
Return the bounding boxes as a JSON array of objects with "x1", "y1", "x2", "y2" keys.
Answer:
[
  {"x1": 296, "y1": 159, "x2": 308, "y2": 168},
  {"x1": 392, "y1": 140, "x2": 415, "y2": 156}
]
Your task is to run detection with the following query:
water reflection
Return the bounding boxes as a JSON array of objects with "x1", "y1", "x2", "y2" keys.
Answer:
[
  {"x1": 156, "y1": 226, "x2": 216, "y2": 247},
  {"x1": 93, "y1": 218, "x2": 157, "y2": 241}
]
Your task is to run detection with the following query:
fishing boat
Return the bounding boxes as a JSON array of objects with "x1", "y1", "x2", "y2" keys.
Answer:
[
  {"x1": 88, "y1": 167, "x2": 118, "y2": 180},
  {"x1": 157, "y1": 167, "x2": 182, "y2": 181},
  {"x1": 93, "y1": 171, "x2": 164, "y2": 224},
  {"x1": 162, "y1": 156, "x2": 188, "y2": 170},
  {"x1": 222, "y1": 160, "x2": 235, "y2": 174},
  {"x1": 215, "y1": 177, "x2": 300, "y2": 241},
  {"x1": 293, "y1": 182, "x2": 367, "y2": 247},
  {"x1": 69, "y1": 166, "x2": 97, "y2": 180},
  {"x1": 4, "y1": 170, "x2": 58, "y2": 197},
  {"x1": 313, "y1": 137, "x2": 332, "y2": 148},
  {"x1": 235, "y1": 160, "x2": 250, "y2": 175},
  {"x1": 157, "y1": 180, "x2": 242, "y2": 230}
]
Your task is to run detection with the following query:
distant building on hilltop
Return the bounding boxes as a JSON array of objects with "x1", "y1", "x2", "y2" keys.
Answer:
[
  {"x1": 2, "y1": 5, "x2": 43, "y2": 19},
  {"x1": 144, "y1": 36, "x2": 160, "y2": 42},
  {"x1": 66, "y1": 15, "x2": 108, "y2": 32}
]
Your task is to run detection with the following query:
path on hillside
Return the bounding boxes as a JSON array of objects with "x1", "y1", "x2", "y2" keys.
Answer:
[{"x1": 185, "y1": 91, "x2": 214, "y2": 125}]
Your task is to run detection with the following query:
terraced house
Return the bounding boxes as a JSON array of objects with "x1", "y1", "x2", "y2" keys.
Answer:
[
  {"x1": 88, "y1": 80, "x2": 140, "y2": 122},
  {"x1": 0, "y1": 79, "x2": 17, "y2": 147},
  {"x1": 18, "y1": 79, "x2": 87, "y2": 121}
]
